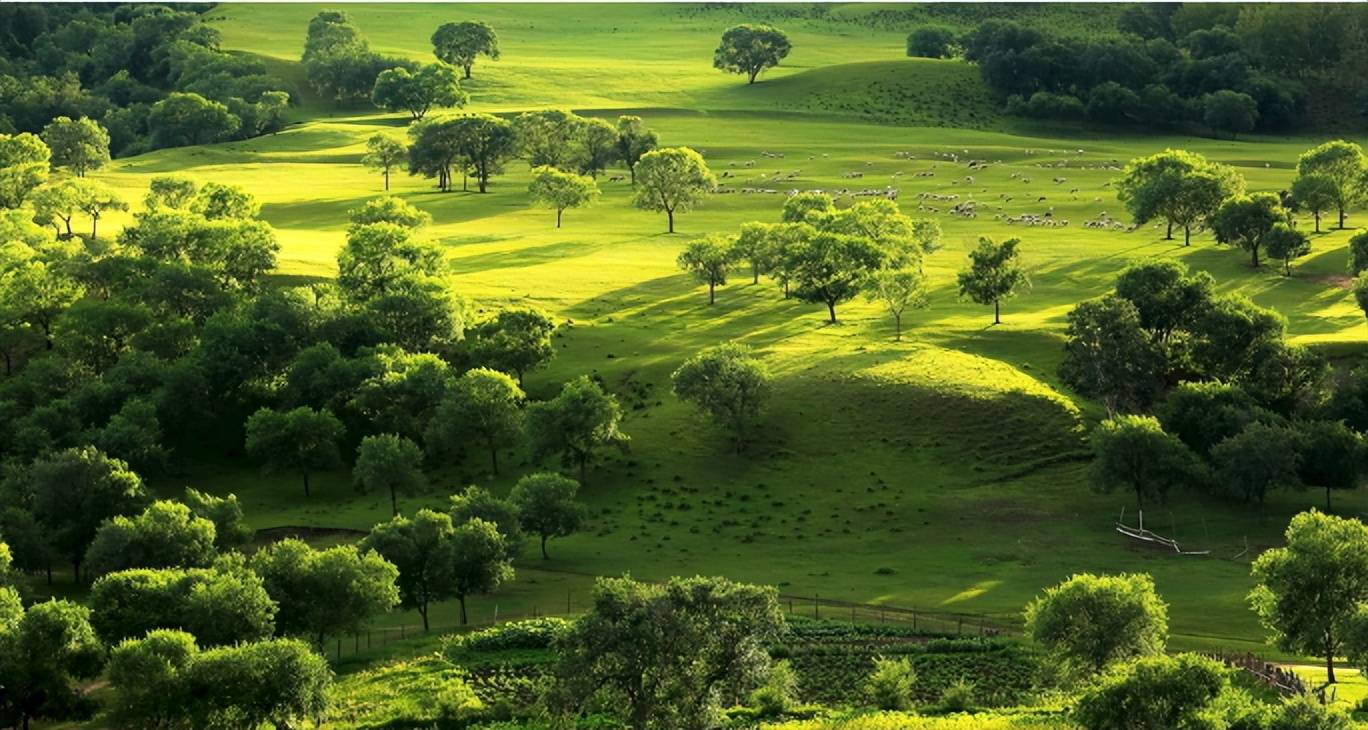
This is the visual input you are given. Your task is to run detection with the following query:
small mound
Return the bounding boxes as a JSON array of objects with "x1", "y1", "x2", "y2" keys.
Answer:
[
  {"x1": 708, "y1": 59, "x2": 1002, "y2": 129},
  {"x1": 819, "y1": 345, "x2": 1086, "y2": 479}
]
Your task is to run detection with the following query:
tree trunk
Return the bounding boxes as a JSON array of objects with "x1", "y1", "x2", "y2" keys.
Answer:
[
  {"x1": 666, "y1": 208, "x2": 675, "y2": 233},
  {"x1": 556, "y1": 209, "x2": 563, "y2": 228},
  {"x1": 463, "y1": 64, "x2": 472, "y2": 80},
  {"x1": 91, "y1": 216, "x2": 98, "y2": 239},
  {"x1": 578, "y1": 453, "x2": 588, "y2": 486},
  {"x1": 458, "y1": 595, "x2": 468, "y2": 625},
  {"x1": 1251, "y1": 246, "x2": 1260, "y2": 268},
  {"x1": 708, "y1": 282, "x2": 715, "y2": 304},
  {"x1": 894, "y1": 313, "x2": 902, "y2": 341},
  {"x1": 994, "y1": 299, "x2": 1001, "y2": 325},
  {"x1": 1327, "y1": 647, "x2": 1337, "y2": 684},
  {"x1": 826, "y1": 301, "x2": 837, "y2": 324},
  {"x1": 1183, "y1": 225, "x2": 1191, "y2": 247},
  {"x1": 420, "y1": 604, "x2": 430, "y2": 632},
  {"x1": 1340, "y1": 206, "x2": 1347, "y2": 230},
  {"x1": 628, "y1": 164, "x2": 636, "y2": 185},
  {"x1": 383, "y1": 170, "x2": 390, "y2": 191},
  {"x1": 752, "y1": 263, "x2": 759, "y2": 284},
  {"x1": 541, "y1": 534, "x2": 549, "y2": 560},
  {"x1": 390, "y1": 485, "x2": 398, "y2": 516},
  {"x1": 1165, "y1": 220, "x2": 1173, "y2": 240},
  {"x1": 1314, "y1": 212, "x2": 1321, "y2": 233},
  {"x1": 302, "y1": 470, "x2": 311, "y2": 498}
]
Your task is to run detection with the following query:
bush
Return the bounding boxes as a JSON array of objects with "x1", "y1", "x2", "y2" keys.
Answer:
[
  {"x1": 907, "y1": 27, "x2": 957, "y2": 58},
  {"x1": 442, "y1": 617, "x2": 573, "y2": 655},
  {"x1": 751, "y1": 659, "x2": 800, "y2": 717},
  {"x1": 937, "y1": 678, "x2": 977, "y2": 712},
  {"x1": 1005, "y1": 93, "x2": 1085, "y2": 120},
  {"x1": 865, "y1": 656, "x2": 917, "y2": 711}
]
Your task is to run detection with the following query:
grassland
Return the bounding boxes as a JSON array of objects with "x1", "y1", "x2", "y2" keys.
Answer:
[{"x1": 83, "y1": 2, "x2": 1368, "y2": 656}]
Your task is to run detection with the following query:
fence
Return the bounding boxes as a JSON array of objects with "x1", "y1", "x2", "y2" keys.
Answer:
[{"x1": 1207, "y1": 651, "x2": 1309, "y2": 698}]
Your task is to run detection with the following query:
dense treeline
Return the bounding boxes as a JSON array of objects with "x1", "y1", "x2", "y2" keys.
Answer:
[
  {"x1": 943, "y1": 4, "x2": 1368, "y2": 133},
  {"x1": 0, "y1": 4, "x2": 293, "y2": 156}
]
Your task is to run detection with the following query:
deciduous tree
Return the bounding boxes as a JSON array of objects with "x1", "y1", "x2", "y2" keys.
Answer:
[
  {"x1": 1025, "y1": 572, "x2": 1168, "y2": 675},
  {"x1": 243, "y1": 406, "x2": 345, "y2": 498},
  {"x1": 956, "y1": 236, "x2": 1027, "y2": 324},
  {"x1": 41, "y1": 116, "x2": 110, "y2": 177},
  {"x1": 1297, "y1": 140, "x2": 1367, "y2": 229},
  {"x1": 360, "y1": 509, "x2": 459, "y2": 631},
  {"x1": 633, "y1": 146, "x2": 716, "y2": 233},
  {"x1": 528, "y1": 165, "x2": 599, "y2": 228},
  {"x1": 509, "y1": 472, "x2": 584, "y2": 559},
  {"x1": 425, "y1": 367, "x2": 525, "y2": 473},
  {"x1": 354, "y1": 433, "x2": 426, "y2": 515},
  {"x1": 528, "y1": 375, "x2": 628, "y2": 484},
  {"x1": 431, "y1": 21, "x2": 500, "y2": 79},
  {"x1": 676, "y1": 234, "x2": 734, "y2": 304},
  {"x1": 713, "y1": 25, "x2": 792, "y2": 84},
  {"x1": 1089, "y1": 415, "x2": 1204, "y2": 510},
  {"x1": 671, "y1": 343, "x2": 770, "y2": 452},
  {"x1": 362, "y1": 134, "x2": 406, "y2": 191},
  {"x1": 250, "y1": 538, "x2": 399, "y2": 649}
]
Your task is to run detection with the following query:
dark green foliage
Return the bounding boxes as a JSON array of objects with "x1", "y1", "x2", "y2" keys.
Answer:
[
  {"x1": 88, "y1": 560, "x2": 276, "y2": 646},
  {"x1": 1059, "y1": 295, "x2": 1165, "y2": 415},
  {"x1": 528, "y1": 375, "x2": 628, "y2": 485},
  {"x1": 250, "y1": 537, "x2": 399, "y2": 648},
  {"x1": 0, "y1": 598, "x2": 105, "y2": 729},
  {"x1": 1211, "y1": 422, "x2": 1303, "y2": 504},
  {"x1": 510, "y1": 472, "x2": 585, "y2": 560},
  {"x1": 1025, "y1": 573, "x2": 1168, "y2": 675},
  {"x1": 1089, "y1": 415, "x2": 1205, "y2": 509},
  {"x1": 713, "y1": 24, "x2": 792, "y2": 84},
  {"x1": 1157, "y1": 382, "x2": 1276, "y2": 457},
  {"x1": 85, "y1": 500, "x2": 217, "y2": 578},
  {"x1": 1074, "y1": 653, "x2": 1228, "y2": 730},
  {"x1": 906, "y1": 27, "x2": 956, "y2": 58}
]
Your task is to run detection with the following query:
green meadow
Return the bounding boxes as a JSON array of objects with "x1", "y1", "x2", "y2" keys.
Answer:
[{"x1": 87, "y1": 2, "x2": 1368, "y2": 652}]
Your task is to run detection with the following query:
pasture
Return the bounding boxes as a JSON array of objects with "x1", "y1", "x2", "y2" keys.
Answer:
[{"x1": 85, "y1": 2, "x2": 1368, "y2": 651}]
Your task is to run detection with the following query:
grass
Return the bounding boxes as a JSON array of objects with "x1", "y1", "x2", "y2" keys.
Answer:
[{"x1": 74, "y1": 2, "x2": 1368, "y2": 665}]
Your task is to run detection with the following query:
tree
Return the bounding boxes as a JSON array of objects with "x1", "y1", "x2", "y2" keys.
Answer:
[
  {"x1": 1203, "y1": 89, "x2": 1259, "y2": 138},
  {"x1": 183, "y1": 487, "x2": 254, "y2": 550},
  {"x1": 1355, "y1": 272, "x2": 1368, "y2": 325},
  {"x1": 1251, "y1": 510, "x2": 1368, "y2": 684},
  {"x1": 528, "y1": 375, "x2": 628, "y2": 484},
  {"x1": 349, "y1": 348, "x2": 453, "y2": 442},
  {"x1": 28, "y1": 178, "x2": 83, "y2": 238},
  {"x1": 1350, "y1": 231, "x2": 1368, "y2": 277},
  {"x1": 468, "y1": 306, "x2": 556, "y2": 386},
  {"x1": 89, "y1": 562, "x2": 277, "y2": 646},
  {"x1": 1297, "y1": 140, "x2": 1367, "y2": 229},
  {"x1": 578, "y1": 117, "x2": 619, "y2": 178},
  {"x1": 431, "y1": 21, "x2": 500, "y2": 79},
  {"x1": 85, "y1": 501, "x2": 217, "y2": 578},
  {"x1": 0, "y1": 599, "x2": 105, "y2": 730},
  {"x1": 1290, "y1": 173, "x2": 1338, "y2": 233},
  {"x1": 361, "y1": 509, "x2": 459, "y2": 631},
  {"x1": 1212, "y1": 192, "x2": 1288, "y2": 267},
  {"x1": 1157, "y1": 381, "x2": 1275, "y2": 457},
  {"x1": 633, "y1": 147, "x2": 716, "y2": 233},
  {"x1": 250, "y1": 538, "x2": 399, "y2": 649},
  {"x1": 448, "y1": 486, "x2": 524, "y2": 561},
  {"x1": 1264, "y1": 222, "x2": 1311, "y2": 276},
  {"x1": 336, "y1": 221, "x2": 441, "y2": 300},
  {"x1": 510, "y1": 472, "x2": 584, "y2": 560},
  {"x1": 1211, "y1": 422, "x2": 1302, "y2": 505},
  {"x1": 956, "y1": 237, "x2": 1027, "y2": 325},
  {"x1": 1074, "y1": 653, "x2": 1229, "y2": 730},
  {"x1": 244, "y1": 406, "x2": 345, "y2": 498},
  {"x1": 528, "y1": 165, "x2": 599, "y2": 228},
  {"x1": 784, "y1": 230, "x2": 886, "y2": 324},
  {"x1": 549, "y1": 575, "x2": 785, "y2": 730},
  {"x1": 73, "y1": 179, "x2": 127, "y2": 239},
  {"x1": 713, "y1": 24, "x2": 792, "y2": 84},
  {"x1": 0, "y1": 132, "x2": 51, "y2": 209},
  {"x1": 41, "y1": 116, "x2": 110, "y2": 177},
  {"x1": 863, "y1": 266, "x2": 929, "y2": 341},
  {"x1": 109, "y1": 633, "x2": 331, "y2": 730},
  {"x1": 1059, "y1": 295, "x2": 1166, "y2": 415},
  {"x1": 371, "y1": 63, "x2": 466, "y2": 121},
  {"x1": 425, "y1": 367, "x2": 525, "y2": 474},
  {"x1": 448, "y1": 517, "x2": 513, "y2": 625},
  {"x1": 1025, "y1": 573, "x2": 1168, "y2": 676},
  {"x1": 676, "y1": 234, "x2": 734, "y2": 304},
  {"x1": 22, "y1": 446, "x2": 149, "y2": 580},
  {"x1": 732, "y1": 222, "x2": 778, "y2": 285},
  {"x1": 349, "y1": 195, "x2": 432, "y2": 230},
  {"x1": 1115, "y1": 149, "x2": 1243, "y2": 245},
  {"x1": 906, "y1": 27, "x2": 957, "y2": 58},
  {"x1": 513, "y1": 109, "x2": 585, "y2": 169},
  {"x1": 148, "y1": 92, "x2": 240, "y2": 148},
  {"x1": 1113, "y1": 258, "x2": 1214, "y2": 343},
  {"x1": 362, "y1": 134, "x2": 406, "y2": 192},
  {"x1": 1089, "y1": 415, "x2": 1204, "y2": 510},
  {"x1": 353, "y1": 433, "x2": 426, "y2": 516},
  {"x1": 615, "y1": 115, "x2": 658, "y2": 184},
  {"x1": 410, "y1": 113, "x2": 516, "y2": 193},
  {"x1": 671, "y1": 343, "x2": 770, "y2": 452},
  {"x1": 1294, "y1": 420, "x2": 1364, "y2": 511},
  {"x1": 2, "y1": 259, "x2": 81, "y2": 350}
]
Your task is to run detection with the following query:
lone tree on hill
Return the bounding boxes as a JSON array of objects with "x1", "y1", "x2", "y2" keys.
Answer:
[
  {"x1": 1290, "y1": 173, "x2": 1337, "y2": 233},
  {"x1": 676, "y1": 234, "x2": 734, "y2": 304},
  {"x1": 714, "y1": 24, "x2": 792, "y2": 84},
  {"x1": 362, "y1": 134, "x2": 406, "y2": 191},
  {"x1": 41, "y1": 116, "x2": 110, "y2": 177},
  {"x1": 510, "y1": 472, "x2": 585, "y2": 559},
  {"x1": 956, "y1": 236, "x2": 1027, "y2": 324},
  {"x1": 528, "y1": 166, "x2": 599, "y2": 228},
  {"x1": 863, "y1": 266, "x2": 929, "y2": 341},
  {"x1": 633, "y1": 147, "x2": 716, "y2": 233},
  {"x1": 671, "y1": 343, "x2": 771, "y2": 452},
  {"x1": 528, "y1": 375, "x2": 628, "y2": 485},
  {"x1": 432, "y1": 21, "x2": 500, "y2": 79}
]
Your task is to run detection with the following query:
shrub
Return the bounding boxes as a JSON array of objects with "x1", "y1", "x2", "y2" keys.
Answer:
[
  {"x1": 751, "y1": 659, "x2": 800, "y2": 717},
  {"x1": 937, "y1": 678, "x2": 978, "y2": 712},
  {"x1": 865, "y1": 656, "x2": 917, "y2": 711}
]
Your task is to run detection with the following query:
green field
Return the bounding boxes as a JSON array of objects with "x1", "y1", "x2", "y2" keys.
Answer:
[{"x1": 86, "y1": 2, "x2": 1368, "y2": 655}]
